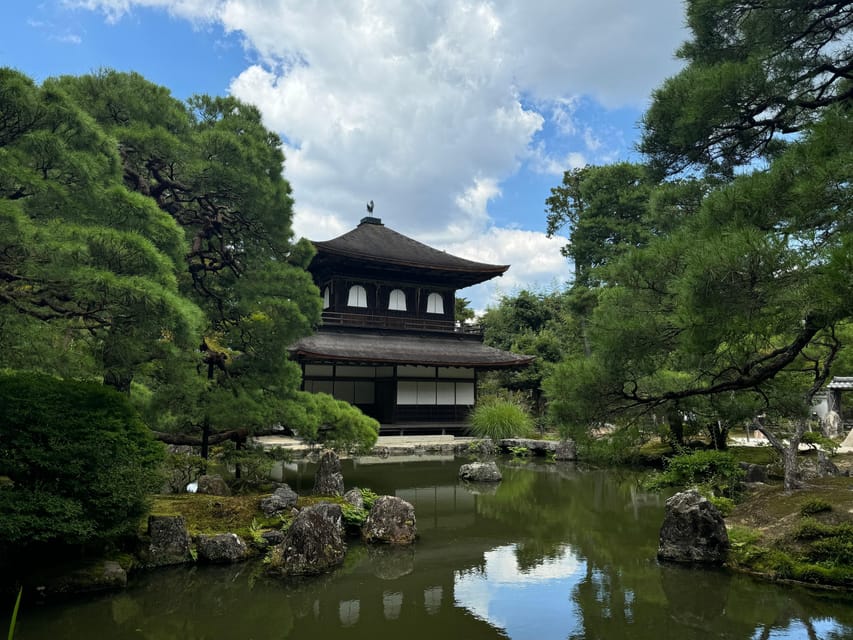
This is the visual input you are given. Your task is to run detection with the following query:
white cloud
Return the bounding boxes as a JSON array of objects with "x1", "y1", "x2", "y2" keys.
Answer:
[
  {"x1": 73, "y1": 0, "x2": 685, "y2": 295},
  {"x1": 442, "y1": 227, "x2": 572, "y2": 313}
]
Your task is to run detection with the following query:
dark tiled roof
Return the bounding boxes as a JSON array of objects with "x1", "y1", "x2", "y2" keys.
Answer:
[
  {"x1": 312, "y1": 217, "x2": 508, "y2": 285},
  {"x1": 290, "y1": 330, "x2": 534, "y2": 369}
]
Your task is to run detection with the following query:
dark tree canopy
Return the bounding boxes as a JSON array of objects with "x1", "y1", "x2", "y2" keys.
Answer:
[
  {"x1": 544, "y1": 1, "x2": 851, "y2": 471},
  {"x1": 641, "y1": 0, "x2": 853, "y2": 176},
  {"x1": 0, "y1": 373, "x2": 164, "y2": 549}
]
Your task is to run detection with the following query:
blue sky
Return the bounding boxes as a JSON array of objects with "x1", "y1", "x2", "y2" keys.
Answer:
[{"x1": 1, "y1": 0, "x2": 687, "y2": 310}]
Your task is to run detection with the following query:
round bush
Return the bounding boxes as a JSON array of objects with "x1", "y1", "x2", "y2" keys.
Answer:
[{"x1": 0, "y1": 373, "x2": 164, "y2": 549}]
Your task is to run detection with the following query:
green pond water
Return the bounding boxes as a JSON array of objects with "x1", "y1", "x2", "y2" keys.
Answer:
[{"x1": 14, "y1": 457, "x2": 853, "y2": 639}]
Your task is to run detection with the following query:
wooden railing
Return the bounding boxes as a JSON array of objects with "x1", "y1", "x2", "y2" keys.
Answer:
[{"x1": 321, "y1": 311, "x2": 482, "y2": 335}]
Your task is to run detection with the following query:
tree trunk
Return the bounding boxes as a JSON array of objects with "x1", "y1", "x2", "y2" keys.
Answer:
[
  {"x1": 754, "y1": 419, "x2": 805, "y2": 492},
  {"x1": 707, "y1": 421, "x2": 728, "y2": 450},
  {"x1": 201, "y1": 419, "x2": 211, "y2": 459}
]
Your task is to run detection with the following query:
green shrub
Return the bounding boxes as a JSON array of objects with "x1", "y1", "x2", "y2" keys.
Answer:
[
  {"x1": 163, "y1": 452, "x2": 207, "y2": 493},
  {"x1": 0, "y1": 373, "x2": 164, "y2": 549},
  {"x1": 359, "y1": 488, "x2": 380, "y2": 510},
  {"x1": 282, "y1": 392, "x2": 379, "y2": 453},
  {"x1": 468, "y1": 397, "x2": 534, "y2": 440},
  {"x1": 341, "y1": 502, "x2": 368, "y2": 528},
  {"x1": 800, "y1": 431, "x2": 840, "y2": 454},
  {"x1": 644, "y1": 449, "x2": 744, "y2": 498},
  {"x1": 708, "y1": 495, "x2": 735, "y2": 516},
  {"x1": 800, "y1": 499, "x2": 833, "y2": 517}
]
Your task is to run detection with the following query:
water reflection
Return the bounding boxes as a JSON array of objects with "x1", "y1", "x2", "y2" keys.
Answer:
[
  {"x1": 455, "y1": 544, "x2": 583, "y2": 639},
  {"x1": 17, "y1": 459, "x2": 853, "y2": 640}
]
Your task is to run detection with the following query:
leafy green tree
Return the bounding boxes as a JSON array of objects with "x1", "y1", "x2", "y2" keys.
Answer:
[
  {"x1": 545, "y1": 163, "x2": 654, "y2": 288},
  {"x1": 0, "y1": 373, "x2": 164, "y2": 553},
  {"x1": 641, "y1": 0, "x2": 853, "y2": 177},
  {"x1": 545, "y1": 2, "x2": 851, "y2": 488},
  {"x1": 481, "y1": 289, "x2": 580, "y2": 414},
  {"x1": 54, "y1": 70, "x2": 324, "y2": 454},
  {"x1": 0, "y1": 68, "x2": 202, "y2": 389}
]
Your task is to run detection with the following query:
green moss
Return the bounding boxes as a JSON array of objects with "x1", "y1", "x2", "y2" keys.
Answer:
[
  {"x1": 728, "y1": 446, "x2": 777, "y2": 466},
  {"x1": 726, "y1": 477, "x2": 853, "y2": 589},
  {"x1": 149, "y1": 494, "x2": 278, "y2": 539}
]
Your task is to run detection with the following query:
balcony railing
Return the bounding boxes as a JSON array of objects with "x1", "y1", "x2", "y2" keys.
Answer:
[{"x1": 321, "y1": 311, "x2": 482, "y2": 336}]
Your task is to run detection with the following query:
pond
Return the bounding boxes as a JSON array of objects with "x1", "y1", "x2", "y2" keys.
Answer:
[{"x1": 15, "y1": 456, "x2": 853, "y2": 639}]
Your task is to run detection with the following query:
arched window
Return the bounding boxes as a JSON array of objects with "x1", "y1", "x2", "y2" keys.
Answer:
[
  {"x1": 347, "y1": 284, "x2": 368, "y2": 308},
  {"x1": 322, "y1": 287, "x2": 330, "y2": 309},
  {"x1": 388, "y1": 289, "x2": 407, "y2": 311},
  {"x1": 426, "y1": 292, "x2": 444, "y2": 314}
]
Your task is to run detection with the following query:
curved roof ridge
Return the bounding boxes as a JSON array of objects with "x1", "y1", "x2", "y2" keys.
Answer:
[{"x1": 312, "y1": 218, "x2": 508, "y2": 275}]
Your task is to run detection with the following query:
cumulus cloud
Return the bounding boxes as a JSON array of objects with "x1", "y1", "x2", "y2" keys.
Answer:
[
  {"x1": 442, "y1": 228, "x2": 572, "y2": 313},
  {"x1": 71, "y1": 0, "x2": 685, "y2": 294}
]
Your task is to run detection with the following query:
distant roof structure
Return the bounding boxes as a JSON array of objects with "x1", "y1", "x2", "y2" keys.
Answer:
[
  {"x1": 828, "y1": 377, "x2": 853, "y2": 390},
  {"x1": 310, "y1": 216, "x2": 508, "y2": 288},
  {"x1": 290, "y1": 330, "x2": 535, "y2": 369}
]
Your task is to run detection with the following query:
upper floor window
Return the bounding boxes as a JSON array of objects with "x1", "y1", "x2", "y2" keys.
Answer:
[
  {"x1": 426, "y1": 292, "x2": 444, "y2": 314},
  {"x1": 388, "y1": 289, "x2": 407, "y2": 311},
  {"x1": 322, "y1": 287, "x2": 330, "y2": 309},
  {"x1": 347, "y1": 284, "x2": 368, "y2": 308}
]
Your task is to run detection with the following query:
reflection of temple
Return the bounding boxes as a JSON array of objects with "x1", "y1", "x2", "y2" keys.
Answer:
[{"x1": 289, "y1": 216, "x2": 533, "y2": 432}]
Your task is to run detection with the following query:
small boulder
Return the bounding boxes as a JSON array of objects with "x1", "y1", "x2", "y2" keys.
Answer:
[
  {"x1": 197, "y1": 474, "x2": 231, "y2": 496},
  {"x1": 313, "y1": 449, "x2": 344, "y2": 496},
  {"x1": 658, "y1": 490, "x2": 729, "y2": 564},
  {"x1": 344, "y1": 487, "x2": 365, "y2": 510},
  {"x1": 260, "y1": 529, "x2": 285, "y2": 546},
  {"x1": 362, "y1": 496, "x2": 417, "y2": 545},
  {"x1": 137, "y1": 515, "x2": 193, "y2": 568},
  {"x1": 458, "y1": 461, "x2": 502, "y2": 483},
  {"x1": 799, "y1": 451, "x2": 842, "y2": 480},
  {"x1": 739, "y1": 462, "x2": 768, "y2": 483},
  {"x1": 554, "y1": 440, "x2": 577, "y2": 461},
  {"x1": 260, "y1": 484, "x2": 299, "y2": 516},
  {"x1": 196, "y1": 533, "x2": 248, "y2": 563},
  {"x1": 267, "y1": 503, "x2": 346, "y2": 576}
]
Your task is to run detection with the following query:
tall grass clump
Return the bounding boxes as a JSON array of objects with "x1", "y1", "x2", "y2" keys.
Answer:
[{"x1": 468, "y1": 397, "x2": 534, "y2": 441}]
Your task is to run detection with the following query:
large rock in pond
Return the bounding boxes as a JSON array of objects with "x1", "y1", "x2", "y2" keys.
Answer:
[
  {"x1": 458, "y1": 461, "x2": 502, "y2": 483},
  {"x1": 137, "y1": 515, "x2": 193, "y2": 568},
  {"x1": 267, "y1": 503, "x2": 346, "y2": 576},
  {"x1": 362, "y1": 496, "x2": 417, "y2": 545},
  {"x1": 196, "y1": 533, "x2": 248, "y2": 563},
  {"x1": 197, "y1": 474, "x2": 231, "y2": 496},
  {"x1": 658, "y1": 490, "x2": 729, "y2": 564},
  {"x1": 313, "y1": 449, "x2": 344, "y2": 496},
  {"x1": 260, "y1": 484, "x2": 299, "y2": 516}
]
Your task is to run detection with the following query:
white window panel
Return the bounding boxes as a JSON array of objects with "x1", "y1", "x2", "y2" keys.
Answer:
[
  {"x1": 426, "y1": 292, "x2": 444, "y2": 314},
  {"x1": 417, "y1": 381, "x2": 437, "y2": 404},
  {"x1": 388, "y1": 289, "x2": 407, "y2": 311},
  {"x1": 436, "y1": 382, "x2": 455, "y2": 405},
  {"x1": 456, "y1": 382, "x2": 475, "y2": 405},
  {"x1": 347, "y1": 284, "x2": 367, "y2": 307},
  {"x1": 397, "y1": 381, "x2": 418, "y2": 405}
]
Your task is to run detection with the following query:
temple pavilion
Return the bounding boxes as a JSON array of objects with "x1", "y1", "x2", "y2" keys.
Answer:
[{"x1": 289, "y1": 215, "x2": 534, "y2": 432}]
